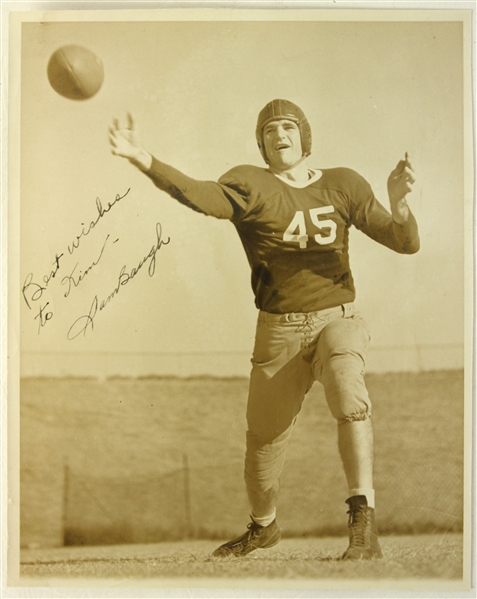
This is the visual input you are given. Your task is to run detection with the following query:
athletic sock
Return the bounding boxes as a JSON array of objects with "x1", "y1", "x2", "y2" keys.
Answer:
[
  {"x1": 348, "y1": 488, "x2": 375, "y2": 509},
  {"x1": 251, "y1": 509, "x2": 276, "y2": 528}
]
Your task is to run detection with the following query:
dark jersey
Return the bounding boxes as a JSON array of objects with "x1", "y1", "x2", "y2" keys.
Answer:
[{"x1": 145, "y1": 159, "x2": 420, "y2": 314}]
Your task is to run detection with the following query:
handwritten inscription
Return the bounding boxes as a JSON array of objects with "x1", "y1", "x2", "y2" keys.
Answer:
[
  {"x1": 22, "y1": 190, "x2": 130, "y2": 331},
  {"x1": 22, "y1": 189, "x2": 170, "y2": 339},
  {"x1": 68, "y1": 190, "x2": 130, "y2": 255},
  {"x1": 22, "y1": 189, "x2": 130, "y2": 312},
  {"x1": 34, "y1": 302, "x2": 53, "y2": 334},
  {"x1": 22, "y1": 253, "x2": 64, "y2": 309},
  {"x1": 61, "y1": 234, "x2": 113, "y2": 298},
  {"x1": 67, "y1": 223, "x2": 170, "y2": 340}
]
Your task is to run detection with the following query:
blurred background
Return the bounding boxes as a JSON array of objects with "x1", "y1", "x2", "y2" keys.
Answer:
[
  {"x1": 21, "y1": 371, "x2": 464, "y2": 548},
  {"x1": 13, "y1": 12, "x2": 470, "y2": 548}
]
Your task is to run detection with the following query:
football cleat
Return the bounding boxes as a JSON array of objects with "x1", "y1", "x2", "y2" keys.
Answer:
[
  {"x1": 212, "y1": 518, "x2": 281, "y2": 558},
  {"x1": 342, "y1": 495, "x2": 383, "y2": 560}
]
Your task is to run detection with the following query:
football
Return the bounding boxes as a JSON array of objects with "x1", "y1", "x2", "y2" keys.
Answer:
[{"x1": 47, "y1": 45, "x2": 104, "y2": 100}]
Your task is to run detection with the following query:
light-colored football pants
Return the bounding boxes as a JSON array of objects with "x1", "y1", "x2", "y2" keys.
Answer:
[{"x1": 244, "y1": 302, "x2": 372, "y2": 498}]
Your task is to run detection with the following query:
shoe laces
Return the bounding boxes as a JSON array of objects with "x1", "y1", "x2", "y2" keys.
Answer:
[
  {"x1": 246, "y1": 521, "x2": 262, "y2": 540},
  {"x1": 347, "y1": 506, "x2": 371, "y2": 548}
]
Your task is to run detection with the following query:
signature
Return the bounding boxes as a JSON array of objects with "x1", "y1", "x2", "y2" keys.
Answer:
[{"x1": 67, "y1": 223, "x2": 170, "y2": 340}]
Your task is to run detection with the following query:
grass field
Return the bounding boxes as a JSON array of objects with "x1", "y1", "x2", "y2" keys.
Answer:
[
  {"x1": 19, "y1": 534, "x2": 464, "y2": 584},
  {"x1": 20, "y1": 370, "x2": 465, "y2": 551},
  {"x1": 15, "y1": 369, "x2": 470, "y2": 588}
]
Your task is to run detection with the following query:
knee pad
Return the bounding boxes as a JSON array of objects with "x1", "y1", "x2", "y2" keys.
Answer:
[{"x1": 319, "y1": 354, "x2": 372, "y2": 423}]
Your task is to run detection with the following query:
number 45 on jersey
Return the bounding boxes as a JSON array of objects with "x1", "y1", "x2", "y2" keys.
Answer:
[{"x1": 283, "y1": 206, "x2": 337, "y2": 248}]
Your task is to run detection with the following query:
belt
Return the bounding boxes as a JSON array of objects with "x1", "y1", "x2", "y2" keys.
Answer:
[{"x1": 259, "y1": 302, "x2": 354, "y2": 323}]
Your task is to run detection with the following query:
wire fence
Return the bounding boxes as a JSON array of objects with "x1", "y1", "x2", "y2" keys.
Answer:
[
  {"x1": 63, "y1": 463, "x2": 196, "y2": 546},
  {"x1": 20, "y1": 372, "x2": 465, "y2": 548},
  {"x1": 61, "y1": 455, "x2": 463, "y2": 547}
]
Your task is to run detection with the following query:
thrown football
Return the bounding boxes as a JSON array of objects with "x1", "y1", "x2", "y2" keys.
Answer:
[{"x1": 47, "y1": 45, "x2": 104, "y2": 100}]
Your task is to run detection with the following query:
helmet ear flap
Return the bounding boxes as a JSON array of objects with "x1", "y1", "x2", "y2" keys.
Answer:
[
  {"x1": 256, "y1": 136, "x2": 270, "y2": 164},
  {"x1": 300, "y1": 123, "x2": 312, "y2": 157}
]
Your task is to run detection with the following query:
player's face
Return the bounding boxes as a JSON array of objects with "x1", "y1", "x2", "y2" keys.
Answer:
[{"x1": 263, "y1": 119, "x2": 303, "y2": 171}]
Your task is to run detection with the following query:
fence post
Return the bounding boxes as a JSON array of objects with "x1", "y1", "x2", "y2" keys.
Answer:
[
  {"x1": 183, "y1": 453, "x2": 192, "y2": 538},
  {"x1": 62, "y1": 458, "x2": 70, "y2": 546}
]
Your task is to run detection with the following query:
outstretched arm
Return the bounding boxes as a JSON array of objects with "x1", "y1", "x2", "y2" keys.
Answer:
[
  {"x1": 108, "y1": 113, "x2": 248, "y2": 220},
  {"x1": 109, "y1": 113, "x2": 153, "y2": 171},
  {"x1": 387, "y1": 152, "x2": 415, "y2": 224}
]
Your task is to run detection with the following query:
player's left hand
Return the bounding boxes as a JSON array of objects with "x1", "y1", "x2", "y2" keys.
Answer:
[{"x1": 387, "y1": 152, "x2": 415, "y2": 224}]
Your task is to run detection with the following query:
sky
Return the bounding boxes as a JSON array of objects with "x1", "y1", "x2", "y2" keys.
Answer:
[{"x1": 13, "y1": 10, "x2": 471, "y2": 376}]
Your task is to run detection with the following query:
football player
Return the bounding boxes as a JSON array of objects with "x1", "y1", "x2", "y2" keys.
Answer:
[{"x1": 109, "y1": 99, "x2": 419, "y2": 559}]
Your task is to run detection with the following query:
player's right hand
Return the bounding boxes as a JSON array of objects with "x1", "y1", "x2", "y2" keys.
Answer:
[{"x1": 109, "y1": 113, "x2": 152, "y2": 171}]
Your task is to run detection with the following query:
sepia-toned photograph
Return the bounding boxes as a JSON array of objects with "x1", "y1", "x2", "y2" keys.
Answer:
[{"x1": 5, "y1": 4, "x2": 474, "y2": 594}]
